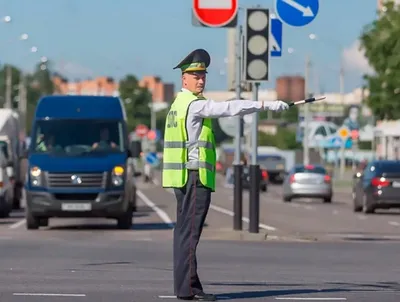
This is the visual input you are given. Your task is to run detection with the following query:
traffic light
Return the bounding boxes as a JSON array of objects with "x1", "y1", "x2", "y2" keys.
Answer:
[{"x1": 243, "y1": 8, "x2": 270, "y2": 82}]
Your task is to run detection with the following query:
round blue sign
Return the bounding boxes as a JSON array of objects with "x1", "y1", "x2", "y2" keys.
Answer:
[{"x1": 275, "y1": 0, "x2": 319, "y2": 27}]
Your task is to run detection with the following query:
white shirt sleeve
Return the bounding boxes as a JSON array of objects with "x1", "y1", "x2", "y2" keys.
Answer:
[{"x1": 188, "y1": 99, "x2": 263, "y2": 118}]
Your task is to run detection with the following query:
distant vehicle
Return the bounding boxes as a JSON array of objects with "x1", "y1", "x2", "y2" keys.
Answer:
[
  {"x1": 257, "y1": 154, "x2": 286, "y2": 183},
  {"x1": 25, "y1": 95, "x2": 141, "y2": 230},
  {"x1": 352, "y1": 160, "x2": 400, "y2": 214},
  {"x1": 0, "y1": 148, "x2": 14, "y2": 218},
  {"x1": 225, "y1": 166, "x2": 268, "y2": 192},
  {"x1": 0, "y1": 109, "x2": 25, "y2": 210},
  {"x1": 282, "y1": 164, "x2": 332, "y2": 203}
]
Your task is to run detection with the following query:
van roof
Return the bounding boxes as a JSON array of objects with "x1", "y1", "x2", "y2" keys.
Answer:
[{"x1": 34, "y1": 95, "x2": 127, "y2": 120}]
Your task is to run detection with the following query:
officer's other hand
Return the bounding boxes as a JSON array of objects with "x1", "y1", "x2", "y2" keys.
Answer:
[{"x1": 263, "y1": 100, "x2": 289, "y2": 112}]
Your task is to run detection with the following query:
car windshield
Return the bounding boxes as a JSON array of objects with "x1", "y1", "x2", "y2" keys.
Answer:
[
  {"x1": 32, "y1": 119, "x2": 125, "y2": 155},
  {"x1": 295, "y1": 165, "x2": 326, "y2": 174}
]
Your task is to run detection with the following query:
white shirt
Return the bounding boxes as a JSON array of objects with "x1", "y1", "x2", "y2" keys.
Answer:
[{"x1": 182, "y1": 88, "x2": 263, "y2": 169}]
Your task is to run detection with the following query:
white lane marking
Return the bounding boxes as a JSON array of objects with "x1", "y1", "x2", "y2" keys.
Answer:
[
  {"x1": 152, "y1": 178, "x2": 160, "y2": 186},
  {"x1": 304, "y1": 205, "x2": 314, "y2": 210},
  {"x1": 158, "y1": 295, "x2": 177, "y2": 299},
  {"x1": 275, "y1": 298, "x2": 346, "y2": 301},
  {"x1": 357, "y1": 215, "x2": 367, "y2": 220},
  {"x1": 210, "y1": 204, "x2": 276, "y2": 231},
  {"x1": 332, "y1": 210, "x2": 339, "y2": 215},
  {"x1": 160, "y1": 177, "x2": 277, "y2": 231},
  {"x1": 13, "y1": 293, "x2": 86, "y2": 297},
  {"x1": 388, "y1": 221, "x2": 400, "y2": 227},
  {"x1": 9, "y1": 219, "x2": 26, "y2": 229},
  {"x1": 137, "y1": 190, "x2": 174, "y2": 228}
]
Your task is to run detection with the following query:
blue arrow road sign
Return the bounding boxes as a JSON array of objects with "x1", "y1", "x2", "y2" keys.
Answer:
[
  {"x1": 275, "y1": 0, "x2": 319, "y2": 27},
  {"x1": 331, "y1": 136, "x2": 342, "y2": 148},
  {"x1": 270, "y1": 17, "x2": 282, "y2": 57},
  {"x1": 145, "y1": 152, "x2": 159, "y2": 166}
]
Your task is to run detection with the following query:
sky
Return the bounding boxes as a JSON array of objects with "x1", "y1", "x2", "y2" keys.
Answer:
[{"x1": 0, "y1": 0, "x2": 378, "y2": 94}]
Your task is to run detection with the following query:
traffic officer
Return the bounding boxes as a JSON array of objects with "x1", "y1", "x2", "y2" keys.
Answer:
[{"x1": 162, "y1": 48, "x2": 289, "y2": 301}]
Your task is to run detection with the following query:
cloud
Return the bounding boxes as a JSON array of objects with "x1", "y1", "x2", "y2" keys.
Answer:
[
  {"x1": 342, "y1": 40, "x2": 374, "y2": 74},
  {"x1": 54, "y1": 61, "x2": 95, "y2": 79}
]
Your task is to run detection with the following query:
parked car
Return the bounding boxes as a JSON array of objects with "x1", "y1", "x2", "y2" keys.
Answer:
[
  {"x1": 352, "y1": 160, "x2": 400, "y2": 214},
  {"x1": 282, "y1": 164, "x2": 332, "y2": 203}
]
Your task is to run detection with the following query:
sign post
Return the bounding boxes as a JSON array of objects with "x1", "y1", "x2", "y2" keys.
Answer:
[
  {"x1": 275, "y1": 0, "x2": 319, "y2": 166},
  {"x1": 192, "y1": 0, "x2": 238, "y2": 28},
  {"x1": 191, "y1": 0, "x2": 241, "y2": 231},
  {"x1": 337, "y1": 126, "x2": 350, "y2": 177}
]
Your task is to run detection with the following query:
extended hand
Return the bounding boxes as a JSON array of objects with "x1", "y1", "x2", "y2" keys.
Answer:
[{"x1": 263, "y1": 100, "x2": 289, "y2": 112}]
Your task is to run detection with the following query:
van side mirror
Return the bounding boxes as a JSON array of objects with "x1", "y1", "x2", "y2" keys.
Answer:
[{"x1": 130, "y1": 141, "x2": 142, "y2": 158}]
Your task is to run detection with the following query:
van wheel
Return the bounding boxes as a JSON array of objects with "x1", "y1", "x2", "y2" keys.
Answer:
[
  {"x1": 283, "y1": 196, "x2": 291, "y2": 202},
  {"x1": 117, "y1": 207, "x2": 133, "y2": 229},
  {"x1": 26, "y1": 209, "x2": 40, "y2": 230}
]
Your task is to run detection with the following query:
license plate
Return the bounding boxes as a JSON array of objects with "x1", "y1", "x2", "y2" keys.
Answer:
[
  {"x1": 61, "y1": 203, "x2": 92, "y2": 211},
  {"x1": 276, "y1": 164, "x2": 284, "y2": 169},
  {"x1": 393, "y1": 181, "x2": 400, "y2": 187}
]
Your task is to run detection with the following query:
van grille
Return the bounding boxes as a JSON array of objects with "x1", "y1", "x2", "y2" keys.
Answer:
[{"x1": 46, "y1": 172, "x2": 106, "y2": 188}]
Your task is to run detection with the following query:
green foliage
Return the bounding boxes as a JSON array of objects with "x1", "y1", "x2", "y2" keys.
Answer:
[
  {"x1": 360, "y1": 1, "x2": 400, "y2": 119},
  {"x1": 0, "y1": 61, "x2": 54, "y2": 133},
  {"x1": 258, "y1": 127, "x2": 300, "y2": 150},
  {"x1": 118, "y1": 75, "x2": 152, "y2": 131}
]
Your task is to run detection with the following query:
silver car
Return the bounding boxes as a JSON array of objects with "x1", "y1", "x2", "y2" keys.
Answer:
[{"x1": 282, "y1": 164, "x2": 332, "y2": 203}]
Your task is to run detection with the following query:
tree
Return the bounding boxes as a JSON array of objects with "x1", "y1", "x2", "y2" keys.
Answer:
[
  {"x1": 118, "y1": 75, "x2": 151, "y2": 131},
  {"x1": 360, "y1": 1, "x2": 400, "y2": 119},
  {"x1": 31, "y1": 60, "x2": 55, "y2": 96}
]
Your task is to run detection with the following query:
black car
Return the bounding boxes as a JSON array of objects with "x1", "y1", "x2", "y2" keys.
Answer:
[
  {"x1": 353, "y1": 160, "x2": 400, "y2": 213},
  {"x1": 225, "y1": 166, "x2": 268, "y2": 192}
]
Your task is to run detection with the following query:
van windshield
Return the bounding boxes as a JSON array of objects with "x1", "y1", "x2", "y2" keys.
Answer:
[{"x1": 32, "y1": 119, "x2": 125, "y2": 155}]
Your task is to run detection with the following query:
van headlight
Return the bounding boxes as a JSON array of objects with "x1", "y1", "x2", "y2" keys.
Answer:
[
  {"x1": 111, "y1": 166, "x2": 124, "y2": 186},
  {"x1": 30, "y1": 166, "x2": 42, "y2": 186}
]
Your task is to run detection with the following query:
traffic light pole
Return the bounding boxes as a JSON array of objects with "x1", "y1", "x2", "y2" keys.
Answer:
[
  {"x1": 233, "y1": 24, "x2": 243, "y2": 231},
  {"x1": 249, "y1": 82, "x2": 260, "y2": 233}
]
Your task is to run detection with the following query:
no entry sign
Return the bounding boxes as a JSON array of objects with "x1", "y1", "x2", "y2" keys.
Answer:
[
  {"x1": 135, "y1": 124, "x2": 149, "y2": 138},
  {"x1": 193, "y1": 0, "x2": 238, "y2": 27}
]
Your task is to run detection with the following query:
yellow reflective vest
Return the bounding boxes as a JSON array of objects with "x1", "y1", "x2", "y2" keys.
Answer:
[{"x1": 162, "y1": 90, "x2": 216, "y2": 191}]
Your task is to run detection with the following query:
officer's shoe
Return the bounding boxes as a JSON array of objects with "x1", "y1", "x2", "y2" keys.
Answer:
[{"x1": 178, "y1": 292, "x2": 217, "y2": 301}]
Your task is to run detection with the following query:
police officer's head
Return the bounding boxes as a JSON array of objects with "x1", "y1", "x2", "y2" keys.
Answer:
[{"x1": 173, "y1": 49, "x2": 211, "y2": 95}]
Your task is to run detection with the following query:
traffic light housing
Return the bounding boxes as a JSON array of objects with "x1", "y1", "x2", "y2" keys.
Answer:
[{"x1": 243, "y1": 8, "x2": 270, "y2": 83}]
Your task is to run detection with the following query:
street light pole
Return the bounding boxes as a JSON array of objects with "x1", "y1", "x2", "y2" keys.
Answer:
[{"x1": 303, "y1": 55, "x2": 311, "y2": 166}]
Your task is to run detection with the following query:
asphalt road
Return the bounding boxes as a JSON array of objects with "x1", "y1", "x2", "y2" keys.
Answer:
[
  {"x1": 0, "y1": 236, "x2": 399, "y2": 301},
  {"x1": 0, "y1": 177, "x2": 399, "y2": 301},
  {"x1": 211, "y1": 174, "x2": 400, "y2": 241}
]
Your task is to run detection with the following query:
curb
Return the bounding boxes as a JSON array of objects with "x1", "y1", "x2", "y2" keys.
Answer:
[{"x1": 201, "y1": 228, "x2": 317, "y2": 242}]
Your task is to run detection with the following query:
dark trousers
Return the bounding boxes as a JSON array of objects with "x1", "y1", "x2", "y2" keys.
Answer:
[{"x1": 173, "y1": 170, "x2": 212, "y2": 297}]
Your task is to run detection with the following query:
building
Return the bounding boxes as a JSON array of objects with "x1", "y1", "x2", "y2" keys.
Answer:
[
  {"x1": 53, "y1": 76, "x2": 119, "y2": 96},
  {"x1": 52, "y1": 75, "x2": 175, "y2": 104},
  {"x1": 139, "y1": 76, "x2": 175, "y2": 103}
]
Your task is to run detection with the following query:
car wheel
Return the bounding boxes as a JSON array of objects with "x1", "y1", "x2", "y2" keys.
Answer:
[
  {"x1": 283, "y1": 196, "x2": 291, "y2": 202},
  {"x1": 352, "y1": 192, "x2": 362, "y2": 212},
  {"x1": 39, "y1": 218, "x2": 49, "y2": 227},
  {"x1": 117, "y1": 206, "x2": 133, "y2": 229},
  {"x1": 131, "y1": 187, "x2": 137, "y2": 212},
  {"x1": 26, "y1": 208, "x2": 40, "y2": 230},
  {"x1": 362, "y1": 194, "x2": 375, "y2": 214},
  {"x1": 323, "y1": 197, "x2": 332, "y2": 203}
]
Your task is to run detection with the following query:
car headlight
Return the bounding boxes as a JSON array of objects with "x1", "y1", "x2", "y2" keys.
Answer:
[
  {"x1": 30, "y1": 166, "x2": 42, "y2": 186},
  {"x1": 111, "y1": 166, "x2": 124, "y2": 186}
]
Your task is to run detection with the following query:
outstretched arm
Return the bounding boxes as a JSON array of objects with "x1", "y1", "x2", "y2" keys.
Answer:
[{"x1": 189, "y1": 98, "x2": 288, "y2": 118}]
